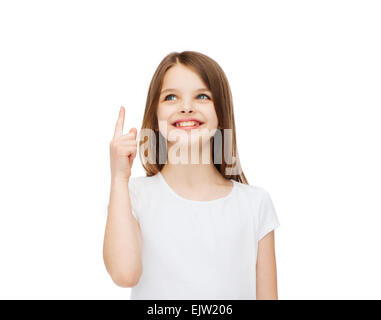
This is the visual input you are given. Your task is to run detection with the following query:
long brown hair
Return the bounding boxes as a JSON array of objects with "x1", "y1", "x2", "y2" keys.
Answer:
[{"x1": 138, "y1": 51, "x2": 248, "y2": 184}]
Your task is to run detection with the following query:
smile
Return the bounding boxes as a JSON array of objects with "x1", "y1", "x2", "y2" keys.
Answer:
[{"x1": 171, "y1": 119, "x2": 204, "y2": 129}]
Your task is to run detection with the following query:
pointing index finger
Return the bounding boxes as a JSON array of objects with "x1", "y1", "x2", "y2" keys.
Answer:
[{"x1": 113, "y1": 106, "x2": 125, "y2": 138}]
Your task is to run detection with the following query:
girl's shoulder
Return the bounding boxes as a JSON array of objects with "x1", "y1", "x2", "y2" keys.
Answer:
[
  {"x1": 129, "y1": 174, "x2": 154, "y2": 184},
  {"x1": 233, "y1": 180, "x2": 272, "y2": 201},
  {"x1": 232, "y1": 181, "x2": 279, "y2": 219},
  {"x1": 128, "y1": 173, "x2": 160, "y2": 192},
  {"x1": 234, "y1": 181, "x2": 280, "y2": 236}
]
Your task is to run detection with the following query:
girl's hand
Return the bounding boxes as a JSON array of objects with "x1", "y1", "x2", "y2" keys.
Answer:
[{"x1": 109, "y1": 106, "x2": 138, "y2": 181}]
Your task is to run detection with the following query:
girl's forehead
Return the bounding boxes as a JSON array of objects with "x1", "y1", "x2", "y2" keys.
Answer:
[{"x1": 162, "y1": 69, "x2": 208, "y2": 94}]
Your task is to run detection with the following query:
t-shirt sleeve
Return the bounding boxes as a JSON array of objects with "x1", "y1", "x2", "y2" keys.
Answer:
[
  {"x1": 128, "y1": 177, "x2": 140, "y2": 222},
  {"x1": 256, "y1": 188, "x2": 280, "y2": 242}
]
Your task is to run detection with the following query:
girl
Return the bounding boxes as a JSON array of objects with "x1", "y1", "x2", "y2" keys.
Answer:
[{"x1": 103, "y1": 51, "x2": 280, "y2": 300}]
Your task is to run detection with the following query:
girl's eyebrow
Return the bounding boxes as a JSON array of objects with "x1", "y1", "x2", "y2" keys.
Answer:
[{"x1": 160, "y1": 87, "x2": 211, "y2": 96}]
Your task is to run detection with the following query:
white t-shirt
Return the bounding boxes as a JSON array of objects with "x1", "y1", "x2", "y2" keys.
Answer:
[{"x1": 128, "y1": 171, "x2": 280, "y2": 300}]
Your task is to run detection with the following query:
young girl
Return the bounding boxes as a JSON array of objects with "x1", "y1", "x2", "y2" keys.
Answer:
[{"x1": 103, "y1": 51, "x2": 280, "y2": 300}]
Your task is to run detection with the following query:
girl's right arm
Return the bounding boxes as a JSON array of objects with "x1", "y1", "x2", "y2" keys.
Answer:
[{"x1": 103, "y1": 106, "x2": 142, "y2": 287}]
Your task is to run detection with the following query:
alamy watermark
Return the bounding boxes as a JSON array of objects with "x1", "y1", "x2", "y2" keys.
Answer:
[{"x1": 138, "y1": 121, "x2": 242, "y2": 175}]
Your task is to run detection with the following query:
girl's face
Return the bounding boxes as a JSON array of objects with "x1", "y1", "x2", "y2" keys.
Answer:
[{"x1": 156, "y1": 63, "x2": 218, "y2": 147}]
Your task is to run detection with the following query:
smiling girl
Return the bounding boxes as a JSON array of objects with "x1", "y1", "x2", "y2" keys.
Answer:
[{"x1": 103, "y1": 51, "x2": 280, "y2": 300}]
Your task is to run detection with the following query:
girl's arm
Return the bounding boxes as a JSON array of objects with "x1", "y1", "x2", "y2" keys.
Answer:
[
  {"x1": 103, "y1": 106, "x2": 142, "y2": 287},
  {"x1": 103, "y1": 177, "x2": 142, "y2": 287},
  {"x1": 256, "y1": 231, "x2": 279, "y2": 299}
]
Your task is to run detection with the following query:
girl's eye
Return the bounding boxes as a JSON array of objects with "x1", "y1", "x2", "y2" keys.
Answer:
[
  {"x1": 164, "y1": 93, "x2": 211, "y2": 101},
  {"x1": 197, "y1": 93, "x2": 210, "y2": 100},
  {"x1": 164, "y1": 94, "x2": 176, "y2": 101}
]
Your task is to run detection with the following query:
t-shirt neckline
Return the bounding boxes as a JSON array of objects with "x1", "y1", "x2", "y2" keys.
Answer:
[{"x1": 157, "y1": 171, "x2": 237, "y2": 204}]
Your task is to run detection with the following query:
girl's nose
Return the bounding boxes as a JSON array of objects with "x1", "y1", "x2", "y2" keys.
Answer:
[{"x1": 179, "y1": 105, "x2": 194, "y2": 113}]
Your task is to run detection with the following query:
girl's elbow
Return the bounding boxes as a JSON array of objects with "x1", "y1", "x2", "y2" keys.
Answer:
[{"x1": 111, "y1": 271, "x2": 141, "y2": 288}]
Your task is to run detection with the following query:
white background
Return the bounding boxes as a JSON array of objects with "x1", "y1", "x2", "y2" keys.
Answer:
[{"x1": 0, "y1": 0, "x2": 380, "y2": 299}]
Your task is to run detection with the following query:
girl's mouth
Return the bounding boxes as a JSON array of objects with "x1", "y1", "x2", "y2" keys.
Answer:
[{"x1": 171, "y1": 120, "x2": 204, "y2": 130}]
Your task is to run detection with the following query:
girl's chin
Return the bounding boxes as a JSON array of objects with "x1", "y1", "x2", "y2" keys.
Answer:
[{"x1": 167, "y1": 139, "x2": 211, "y2": 150}]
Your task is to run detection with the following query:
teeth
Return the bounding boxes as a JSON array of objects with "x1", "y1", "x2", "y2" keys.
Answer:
[{"x1": 176, "y1": 121, "x2": 199, "y2": 127}]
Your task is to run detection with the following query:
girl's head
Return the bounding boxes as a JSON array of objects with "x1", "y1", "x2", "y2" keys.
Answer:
[{"x1": 139, "y1": 51, "x2": 248, "y2": 184}]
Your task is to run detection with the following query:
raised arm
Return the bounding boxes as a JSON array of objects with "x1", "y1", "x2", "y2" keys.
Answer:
[{"x1": 103, "y1": 106, "x2": 142, "y2": 287}]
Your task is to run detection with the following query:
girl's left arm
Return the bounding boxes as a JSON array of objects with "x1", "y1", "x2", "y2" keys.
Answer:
[{"x1": 256, "y1": 230, "x2": 279, "y2": 300}]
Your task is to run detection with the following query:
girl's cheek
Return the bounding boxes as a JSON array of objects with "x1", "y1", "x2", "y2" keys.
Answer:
[
  {"x1": 157, "y1": 104, "x2": 174, "y2": 121},
  {"x1": 203, "y1": 105, "x2": 218, "y2": 127}
]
